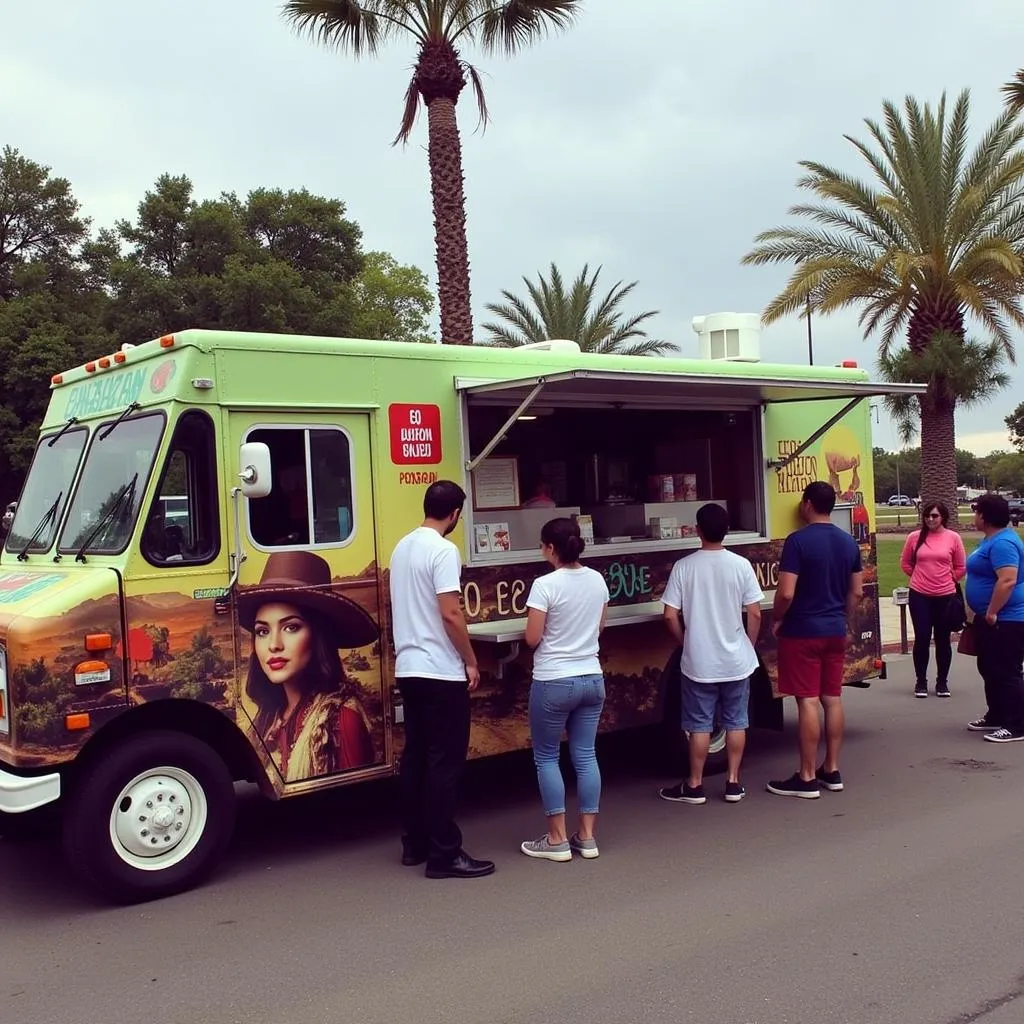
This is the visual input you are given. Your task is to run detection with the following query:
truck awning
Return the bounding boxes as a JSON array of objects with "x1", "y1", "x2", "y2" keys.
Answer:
[
  {"x1": 456, "y1": 368, "x2": 926, "y2": 408},
  {"x1": 457, "y1": 368, "x2": 926, "y2": 473}
]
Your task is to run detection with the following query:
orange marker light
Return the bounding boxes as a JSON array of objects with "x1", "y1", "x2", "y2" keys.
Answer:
[
  {"x1": 65, "y1": 713, "x2": 91, "y2": 731},
  {"x1": 85, "y1": 633, "x2": 113, "y2": 652},
  {"x1": 159, "y1": 335, "x2": 175, "y2": 348},
  {"x1": 99, "y1": 357, "x2": 111, "y2": 368},
  {"x1": 841, "y1": 360, "x2": 858, "y2": 368},
  {"x1": 874, "y1": 659, "x2": 884, "y2": 670},
  {"x1": 85, "y1": 362, "x2": 96, "y2": 373},
  {"x1": 114, "y1": 352, "x2": 126, "y2": 363}
]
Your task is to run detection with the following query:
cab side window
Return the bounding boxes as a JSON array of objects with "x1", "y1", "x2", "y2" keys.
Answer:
[
  {"x1": 247, "y1": 426, "x2": 354, "y2": 549},
  {"x1": 142, "y1": 411, "x2": 220, "y2": 566}
]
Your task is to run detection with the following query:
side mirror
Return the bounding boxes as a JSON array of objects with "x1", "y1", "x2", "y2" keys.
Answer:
[{"x1": 238, "y1": 442, "x2": 272, "y2": 498}]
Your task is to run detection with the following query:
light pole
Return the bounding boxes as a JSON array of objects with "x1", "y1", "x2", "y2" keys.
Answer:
[
  {"x1": 896, "y1": 453, "x2": 903, "y2": 527},
  {"x1": 805, "y1": 290, "x2": 814, "y2": 366}
]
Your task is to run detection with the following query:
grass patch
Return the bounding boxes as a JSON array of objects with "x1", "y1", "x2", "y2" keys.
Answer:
[{"x1": 875, "y1": 528, "x2": 1023, "y2": 598}]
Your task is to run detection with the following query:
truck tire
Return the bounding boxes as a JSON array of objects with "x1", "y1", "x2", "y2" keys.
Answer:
[{"x1": 62, "y1": 730, "x2": 235, "y2": 903}]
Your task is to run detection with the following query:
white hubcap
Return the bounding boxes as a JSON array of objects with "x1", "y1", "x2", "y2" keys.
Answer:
[
  {"x1": 684, "y1": 727, "x2": 728, "y2": 755},
  {"x1": 109, "y1": 767, "x2": 208, "y2": 871}
]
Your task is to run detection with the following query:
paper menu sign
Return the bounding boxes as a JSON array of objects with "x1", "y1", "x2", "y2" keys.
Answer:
[
  {"x1": 574, "y1": 514, "x2": 594, "y2": 544},
  {"x1": 474, "y1": 522, "x2": 511, "y2": 553}
]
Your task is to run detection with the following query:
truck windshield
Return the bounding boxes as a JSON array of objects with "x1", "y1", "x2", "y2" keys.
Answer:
[
  {"x1": 4, "y1": 427, "x2": 88, "y2": 555},
  {"x1": 58, "y1": 412, "x2": 166, "y2": 556}
]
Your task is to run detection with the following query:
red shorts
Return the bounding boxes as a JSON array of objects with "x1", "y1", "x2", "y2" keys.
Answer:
[{"x1": 776, "y1": 636, "x2": 847, "y2": 698}]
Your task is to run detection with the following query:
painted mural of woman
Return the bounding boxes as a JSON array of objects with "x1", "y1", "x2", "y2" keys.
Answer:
[{"x1": 238, "y1": 551, "x2": 379, "y2": 783}]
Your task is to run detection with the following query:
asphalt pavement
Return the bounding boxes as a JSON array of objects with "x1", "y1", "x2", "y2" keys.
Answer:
[{"x1": 2, "y1": 653, "x2": 1023, "y2": 1024}]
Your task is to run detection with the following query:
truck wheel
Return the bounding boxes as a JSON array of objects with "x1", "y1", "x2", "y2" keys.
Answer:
[{"x1": 62, "y1": 730, "x2": 235, "y2": 903}]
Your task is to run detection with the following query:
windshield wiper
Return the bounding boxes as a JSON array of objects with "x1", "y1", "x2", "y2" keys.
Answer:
[
  {"x1": 47, "y1": 417, "x2": 79, "y2": 447},
  {"x1": 99, "y1": 403, "x2": 141, "y2": 441},
  {"x1": 16, "y1": 492, "x2": 64, "y2": 561},
  {"x1": 75, "y1": 473, "x2": 139, "y2": 562}
]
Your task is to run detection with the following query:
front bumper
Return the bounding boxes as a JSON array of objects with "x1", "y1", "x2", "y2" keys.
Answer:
[{"x1": 0, "y1": 766, "x2": 61, "y2": 813}]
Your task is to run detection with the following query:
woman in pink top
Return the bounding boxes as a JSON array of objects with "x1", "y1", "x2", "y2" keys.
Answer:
[{"x1": 900, "y1": 501, "x2": 967, "y2": 698}]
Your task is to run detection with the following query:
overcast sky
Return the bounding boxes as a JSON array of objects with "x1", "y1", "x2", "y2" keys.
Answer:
[{"x1": 4, "y1": 0, "x2": 1022, "y2": 454}]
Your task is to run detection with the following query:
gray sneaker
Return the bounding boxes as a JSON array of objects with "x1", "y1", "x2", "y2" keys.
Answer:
[
  {"x1": 520, "y1": 834, "x2": 572, "y2": 862},
  {"x1": 569, "y1": 832, "x2": 599, "y2": 859}
]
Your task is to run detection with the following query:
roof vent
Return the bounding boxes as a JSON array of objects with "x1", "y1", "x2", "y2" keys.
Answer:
[
  {"x1": 510, "y1": 339, "x2": 582, "y2": 354},
  {"x1": 691, "y1": 313, "x2": 761, "y2": 363}
]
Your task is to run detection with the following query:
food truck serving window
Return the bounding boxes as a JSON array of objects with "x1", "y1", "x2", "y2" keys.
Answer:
[{"x1": 457, "y1": 368, "x2": 924, "y2": 562}]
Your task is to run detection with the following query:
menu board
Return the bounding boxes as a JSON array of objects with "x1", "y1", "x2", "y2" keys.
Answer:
[{"x1": 472, "y1": 457, "x2": 520, "y2": 510}]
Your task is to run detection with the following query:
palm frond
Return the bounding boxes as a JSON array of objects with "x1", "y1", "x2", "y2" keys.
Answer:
[
  {"x1": 472, "y1": 0, "x2": 580, "y2": 53},
  {"x1": 482, "y1": 262, "x2": 664, "y2": 355},
  {"x1": 281, "y1": 0, "x2": 400, "y2": 54},
  {"x1": 392, "y1": 67, "x2": 423, "y2": 145},
  {"x1": 1002, "y1": 70, "x2": 1024, "y2": 115},
  {"x1": 742, "y1": 88, "x2": 1024, "y2": 367}
]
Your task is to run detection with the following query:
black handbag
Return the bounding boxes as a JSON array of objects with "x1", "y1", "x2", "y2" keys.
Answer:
[{"x1": 946, "y1": 583, "x2": 968, "y2": 633}]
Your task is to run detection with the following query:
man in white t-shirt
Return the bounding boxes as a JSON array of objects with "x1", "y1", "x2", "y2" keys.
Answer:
[
  {"x1": 658, "y1": 503, "x2": 764, "y2": 804},
  {"x1": 389, "y1": 480, "x2": 495, "y2": 880}
]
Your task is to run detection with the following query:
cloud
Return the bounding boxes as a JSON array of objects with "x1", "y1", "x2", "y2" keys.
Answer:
[{"x1": 3, "y1": 0, "x2": 1022, "y2": 456}]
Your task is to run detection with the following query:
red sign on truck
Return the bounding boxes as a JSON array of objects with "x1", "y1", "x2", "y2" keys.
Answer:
[{"x1": 389, "y1": 404, "x2": 442, "y2": 465}]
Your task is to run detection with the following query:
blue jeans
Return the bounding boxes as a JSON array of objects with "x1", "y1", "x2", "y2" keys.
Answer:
[{"x1": 529, "y1": 674, "x2": 606, "y2": 816}]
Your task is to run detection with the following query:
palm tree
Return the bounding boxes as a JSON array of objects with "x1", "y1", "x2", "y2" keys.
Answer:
[
  {"x1": 742, "y1": 91, "x2": 1024, "y2": 514},
  {"x1": 879, "y1": 333, "x2": 1011, "y2": 449},
  {"x1": 482, "y1": 263, "x2": 675, "y2": 355},
  {"x1": 1002, "y1": 70, "x2": 1024, "y2": 115},
  {"x1": 281, "y1": 1, "x2": 581, "y2": 347}
]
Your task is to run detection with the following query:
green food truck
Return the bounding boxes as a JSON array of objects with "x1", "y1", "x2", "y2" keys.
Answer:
[{"x1": 0, "y1": 326, "x2": 922, "y2": 901}]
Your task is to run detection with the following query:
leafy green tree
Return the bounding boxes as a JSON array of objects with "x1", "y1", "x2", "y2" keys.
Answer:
[
  {"x1": 482, "y1": 263, "x2": 673, "y2": 355},
  {"x1": 743, "y1": 91, "x2": 1024, "y2": 517},
  {"x1": 107, "y1": 175, "x2": 367, "y2": 341},
  {"x1": 1006, "y1": 400, "x2": 1024, "y2": 451},
  {"x1": 350, "y1": 251, "x2": 435, "y2": 342},
  {"x1": 281, "y1": 1, "x2": 581, "y2": 347},
  {"x1": 0, "y1": 152, "x2": 114, "y2": 505},
  {"x1": 0, "y1": 146, "x2": 89, "y2": 299}
]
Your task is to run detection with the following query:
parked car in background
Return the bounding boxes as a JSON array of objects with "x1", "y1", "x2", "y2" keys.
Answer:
[
  {"x1": 1009, "y1": 498, "x2": 1023, "y2": 526},
  {"x1": 1, "y1": 501, "x2": 15, "y2": 535},
  {"x1": 887, "y1": 494, "x2": 915, "y2": 506}
]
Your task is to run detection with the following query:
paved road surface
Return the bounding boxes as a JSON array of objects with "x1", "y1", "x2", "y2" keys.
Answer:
[{"x1": 2, "y1": 654, "x2": 1023, "y2": 1024}]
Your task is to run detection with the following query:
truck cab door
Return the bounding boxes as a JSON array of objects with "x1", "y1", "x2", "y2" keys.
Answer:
[{"x1": 227, "y1": 412, "x2": 389, "y2": 794}]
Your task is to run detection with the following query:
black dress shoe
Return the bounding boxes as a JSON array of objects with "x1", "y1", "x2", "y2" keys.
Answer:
[
  {"x1": 424, "y1": 851, "x2": 496, "y2": 879},
  {"x1": 401, "y1": 840, "x2": 427, "y2": 867}
]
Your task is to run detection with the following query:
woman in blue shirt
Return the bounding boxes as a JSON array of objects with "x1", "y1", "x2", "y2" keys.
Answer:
[{"x1": 965, "y1": 493, "x2": 1024, "y2": 742}]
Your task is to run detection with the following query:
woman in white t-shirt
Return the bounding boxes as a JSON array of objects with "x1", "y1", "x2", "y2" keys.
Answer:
[{"x1": 520, "y1": 518, "x2": 610, "y2": 863}]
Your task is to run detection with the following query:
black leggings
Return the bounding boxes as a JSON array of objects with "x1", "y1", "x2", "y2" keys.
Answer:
[{"x1": 908, "y1": 588, "x2": 953, "y2": 684}]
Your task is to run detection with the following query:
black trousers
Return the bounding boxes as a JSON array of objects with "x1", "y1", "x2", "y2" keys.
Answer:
[
  {"x1": 975, "y1": 619, "x2": 1024, "y2": 734},
  {"x1": 908, "y1": 588, "x2": 954, "y2": 684},
  {"x1": 398, "y1": 676, "x2": 471, "y2": 864}
]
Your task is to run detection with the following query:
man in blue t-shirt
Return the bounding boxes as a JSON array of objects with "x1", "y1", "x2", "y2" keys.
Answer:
[
  {"x1": 965, "y1": 492, "x2": 1024, "y2": 742},
  {"x1": 767, "y1": 481, "x2": 863, "y2": 799}
]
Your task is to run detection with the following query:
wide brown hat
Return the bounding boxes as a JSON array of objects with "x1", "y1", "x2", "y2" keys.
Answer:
[{"x1": 237, "y1": 551, "x2": 379, "y2": 649}]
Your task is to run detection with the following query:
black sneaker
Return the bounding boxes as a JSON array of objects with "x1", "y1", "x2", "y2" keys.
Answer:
[
  {"x1": 724, "y1": 782, "x2": 745, "y2": 803},
  {"x1": 659, "y1": 782, "x2": 706, "y2": 804},
  {"x1": 766, "y1": 773, "x2": 821, "y2": 799},
  {"x1": 914, "y1": 680, "x2": 928, "y2": 698},
  {"x1": 815, "y1": 766, "x2": 844, "y2": 792},
  {"x1": 967, "y1": 717, "x2": 1001, "y2": 732},
  {"x1": 983, "y1": 728, "x2": 1024, "y2": 743},
  {"x1": 935, "y1": 681, "x2": 951, "y2": 698}
]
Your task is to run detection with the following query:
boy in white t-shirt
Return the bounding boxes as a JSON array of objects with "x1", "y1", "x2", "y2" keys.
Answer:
[{"x1": 659, "y1": 503, "x2": 764, "y2": 804}]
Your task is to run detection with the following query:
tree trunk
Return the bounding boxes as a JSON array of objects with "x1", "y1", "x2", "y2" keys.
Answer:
[
  {"x1": 426, "y1": 97, "x2": 473, "y2": 345},
  {"x1": 918, "y1": 385, "x2": 959, "y2": 524}
]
